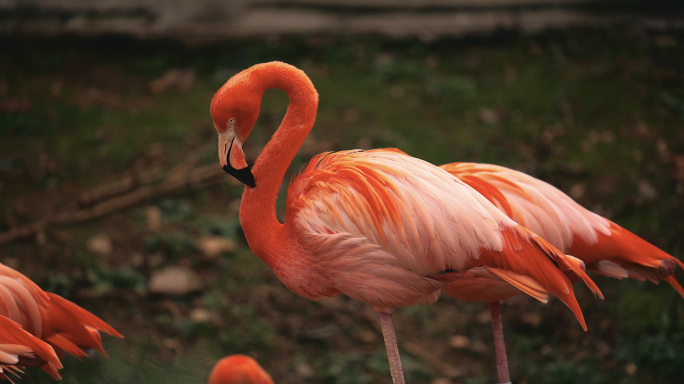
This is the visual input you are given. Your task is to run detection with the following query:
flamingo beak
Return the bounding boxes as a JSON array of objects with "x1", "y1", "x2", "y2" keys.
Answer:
[{"x1": 221, "y1": 138, "x2": 256, "y2": 188}]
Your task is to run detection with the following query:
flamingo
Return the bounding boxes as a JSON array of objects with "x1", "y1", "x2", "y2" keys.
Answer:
[
  {"x1": 210, "y1": 61, "x2": 601, "y2": 384},
  {"x1": 439, "y1": 162, "x2": 684, "y2": 383},
  {"x1": 0, "y1": 262, "x2": 123, "y2": 380},
  {"x1": 0, "y1": 315, "x2": 62, "y2": 382},
  {"x1": 207, "y1": 355, "x2": 274, "y2": 384}
]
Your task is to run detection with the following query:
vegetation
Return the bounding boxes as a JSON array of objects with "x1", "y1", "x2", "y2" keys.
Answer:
[{"x1": 1, "y1": 28, "x2": 683, "y2": 383}]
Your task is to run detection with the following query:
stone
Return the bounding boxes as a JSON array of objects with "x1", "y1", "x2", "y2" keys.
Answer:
[
  {"x1": 448, "y1": 335, "x2": 471, "y2": 349},
  {"x1": 87, "y1": 234, "x2": 113, "y2": 256},
  {"x1": 145, "y1": 206, "x2": 163, "y2": 232},
  {"x1": 196, "y1": 236, "x2": 236, "y2": 258},
  {"x1": 149, "y1": 266, "x2": 203, "y2": 295},
  {"x1": 189, "y1": 307, "x2": 213, "y2": 323}
]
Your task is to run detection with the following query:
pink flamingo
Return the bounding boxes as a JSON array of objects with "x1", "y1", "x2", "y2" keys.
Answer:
[
  {"x1": 207, "y1": 355, "x2": 274, "y2": 384},
  {"x1": 440, "y1": 162, "x2": 684, "y2": 383},
  {"x1": 0, "y1": 262, "x2": 123, "y2": 380},
  {"x1": 0, "y1": 315, "x2": 62, "y2": 382},
  {"x1": 210, "y1": 62, "x2": 601, "y2": 384}
]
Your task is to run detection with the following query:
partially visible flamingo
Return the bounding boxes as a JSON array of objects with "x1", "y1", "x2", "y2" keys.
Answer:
[
  {"x1": 210, "y1": 62, "x2": 601, "y2": 384},
  {"x1": 0, "y1": 262, "x2": 124, "y2": 380},
  {"x1": 0, "y1": 315, "x2": 62, "y2": 382},
  {"x1": 207, "y1": 355, "x2": 274, "y2": 384},
  {"x1": 440, "y1": 162, "x2": 684, "y2": 383}
]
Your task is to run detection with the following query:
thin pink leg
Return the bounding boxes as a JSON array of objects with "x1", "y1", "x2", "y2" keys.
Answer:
[
  {"x1": 378, "y1": 312, "x2": 406, "y2": 384},
  {"x1": 489, "y1": 301, "x2": 511, "y2": 384}
]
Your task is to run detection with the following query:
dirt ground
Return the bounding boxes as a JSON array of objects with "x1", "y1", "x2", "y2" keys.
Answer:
[{"x1": 1, "y1": 28, "x2": 684, "y2": 383}]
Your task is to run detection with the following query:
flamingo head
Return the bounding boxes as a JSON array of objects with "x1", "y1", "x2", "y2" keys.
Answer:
[
  {"x1": 210, "y1": 72, "x2": 262, "y2": 188},
  {"x1": 207, "y1": 355, "x2": 274, "y2": 384}
]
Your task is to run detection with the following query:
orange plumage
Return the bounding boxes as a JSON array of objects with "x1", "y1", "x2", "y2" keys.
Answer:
[
  {"x1": 441, "y1": 162, "x2": 684, "y2": 296},
  {"x1": 207, "y1": 355, "x2": 274, "y2": 384},
  {"x1": 0, "y1": 315, "x2": 62, "y2": 382},
  {"x1": 0, "y1": 263, "x2": 123, "y2": 380},
  {"x1": 438, "y1": 162, "x2": 682, "y2": 381},
  {"x1": 210, "y1": 62, "x2": 601, "y2": 383}
]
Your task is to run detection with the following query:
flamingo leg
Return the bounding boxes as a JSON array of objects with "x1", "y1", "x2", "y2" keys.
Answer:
[
  {"x1": 489, "y1": 301, "x2": 511, "y2": 384},
  {"x1": 378, "y1": 312, "x2": 406, "y2": 384}
]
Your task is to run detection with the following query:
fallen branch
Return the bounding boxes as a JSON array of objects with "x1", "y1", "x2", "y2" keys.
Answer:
[{"x1": 0, "y1": 162, "x2": 230, "y2": 245}]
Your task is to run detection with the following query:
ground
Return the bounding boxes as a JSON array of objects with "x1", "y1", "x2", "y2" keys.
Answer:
[{"x1": 1, "y1": 28, "x2": 684, "y2": 384}]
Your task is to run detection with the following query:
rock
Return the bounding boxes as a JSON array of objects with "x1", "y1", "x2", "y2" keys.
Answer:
[
  {"x1": 196, "y1": 236, "x2": 236, "y2": 258},
  {"x1": 149, "y1": 266, "x2": 203, "y2": 295},
  {"x1": 189, "y1": 307, "x2": 213, "y2": 323},
  {"x1": 146, "y1": 206, "x2": 163, "y2": 232},
  {"x1": 87, "y1": 234, "x2": 113, "y2": 256},
  {"x1": 448, "y1": 335, "x2": 471, "y2": 349}
]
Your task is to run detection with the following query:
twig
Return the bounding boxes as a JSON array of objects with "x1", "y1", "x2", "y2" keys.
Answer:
[{"x1": 0, "y1": 163, "x2": 228, "y2": 245}]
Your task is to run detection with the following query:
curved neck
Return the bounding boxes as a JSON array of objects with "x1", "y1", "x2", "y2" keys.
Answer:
[{"x1": 239, "y1": 64, "x2": 318, "y2": 265}]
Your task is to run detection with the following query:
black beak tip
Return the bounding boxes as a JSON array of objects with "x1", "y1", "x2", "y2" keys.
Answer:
[
  {"x1": 223, "y1": 138, "x2": 256, "y2": 188},
  {"x1": 222, "y1": 164, "x2": 256, "y2": 188}
]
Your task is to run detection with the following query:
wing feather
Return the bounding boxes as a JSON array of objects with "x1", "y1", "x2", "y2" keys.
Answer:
[
  {"x1": 287, "y1": 150, "x2": 597, "y2": 319},
  {"x1": 441, "y1": 162, "x2": 612, "y2": 251},
  {"x1": 290, "y1": 150, "x2": 514, "y2": 277},
  {"x1": 443, "y1": 162, "x2": 684, "y2": 299}
]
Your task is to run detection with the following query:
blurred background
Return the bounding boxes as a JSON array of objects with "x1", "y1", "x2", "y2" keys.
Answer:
[{"x1": 1, "y1": 0, "x2": 684, "y2": 383}]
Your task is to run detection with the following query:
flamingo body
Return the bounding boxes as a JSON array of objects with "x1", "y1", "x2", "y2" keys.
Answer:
[
  {"x1": 210, "y1": 62, "x2": 601, "y2": 383},
  {"x1": 0, "y1": 315, "x2": 62, "y2": 381},
  {"x1": 440, "y1": 162, "x2": 684, "y2": 296},
  {"x1": 286, "y1": 149, "x2": 599, "y2": 317},
  {"x1": 0, "y1": 263, "x2": 123, "y2": 380},
  {"x1": 207, "y1": 355, "x2": 274, "y2": 384}
]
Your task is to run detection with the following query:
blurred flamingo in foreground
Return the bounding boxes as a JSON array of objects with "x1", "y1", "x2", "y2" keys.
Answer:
[
  {"x1": 210, "y1": 61, "x2": 601, "y2": 384},
  {"x1": 208, "y1": 355, "x2": 274, "y2": 384},
  {"x1": 0, "y1": 262, "x2": 123, "y2": 381},
  {"x1": 0, "y1": 315, "x2": 62, "y2": 382},
  {"x1": 440, "y1": 162, "x2": 684, "y2": 383}
]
